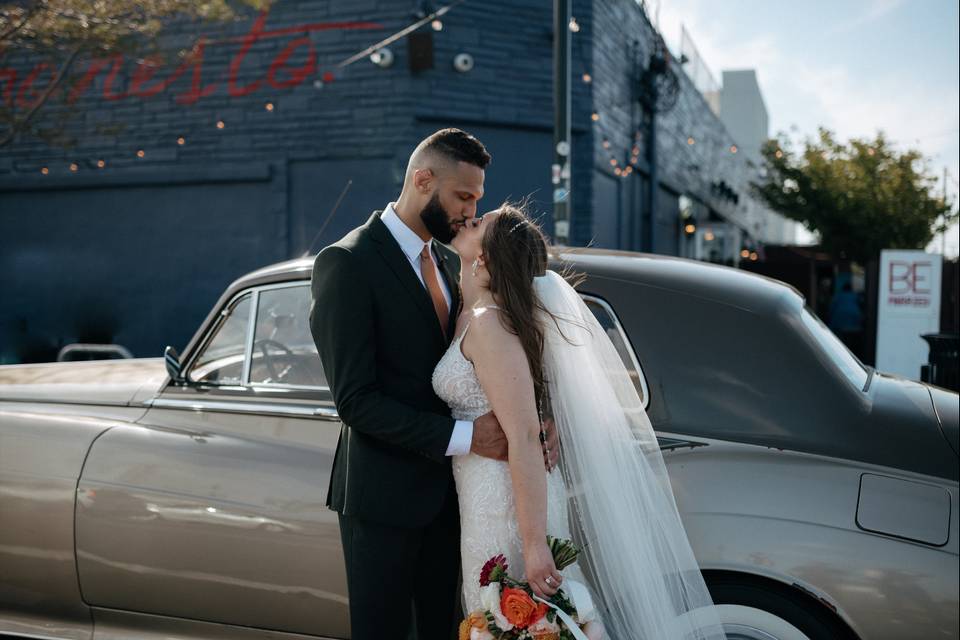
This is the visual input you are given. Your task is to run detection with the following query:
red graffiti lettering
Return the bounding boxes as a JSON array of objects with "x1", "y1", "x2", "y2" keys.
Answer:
[
  {"x1": 174, "y1": 38, "x2": 218, "y2": 105},
  {"x1": 0, "y1": 67, "x2": 15, "y2": 106},
  {"x1": 68, "y1": 58, "x2": 110, "y2": 103},
  {"x1": 228, "y1": 12, "x2": 268, "y2": 97},
  {"x1": 101, "y1": 54, "x2": 128, "y2": 100},
  {"x1": 15, "y1": 62, "x2": 53, "y2": 109},
  {"x1": 268, "y1": 36, "x2": 316, "y2": 89},
  {"x1": 1, "y1": 9, "x2": 382, "y2": 109}
]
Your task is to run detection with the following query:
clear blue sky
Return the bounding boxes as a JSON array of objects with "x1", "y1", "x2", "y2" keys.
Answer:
[{"x1": 655, "y1": 0, "x2": 959, "y2": 256}]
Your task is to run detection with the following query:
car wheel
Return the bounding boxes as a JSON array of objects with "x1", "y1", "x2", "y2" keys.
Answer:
[{"x1": 709, "y1": 578, "x2": 855, "y2": 640}]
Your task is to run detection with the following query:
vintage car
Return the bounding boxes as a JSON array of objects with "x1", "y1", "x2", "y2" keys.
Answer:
[{"x1": 0, "y1": 248, "x2": 957, "y2": 640}]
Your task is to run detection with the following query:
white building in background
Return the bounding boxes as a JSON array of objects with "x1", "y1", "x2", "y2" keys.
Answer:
[{"x1": 719, "y1": 69, "x2": 799, "y2": 245}]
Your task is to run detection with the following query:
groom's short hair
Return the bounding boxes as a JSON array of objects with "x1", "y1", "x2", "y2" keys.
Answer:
[{"x1": 415, "y1": 128, "x2": 491, "y2": 170}]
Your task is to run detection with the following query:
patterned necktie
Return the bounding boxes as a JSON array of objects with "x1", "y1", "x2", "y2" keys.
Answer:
[{"x1": 420, "y1": 244, "x2": 449, "y2": 338}]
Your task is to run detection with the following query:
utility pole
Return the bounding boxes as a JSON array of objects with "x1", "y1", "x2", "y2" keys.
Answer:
[{"x1": 552, "y1": 0, "x2": 571, "y2": 245}]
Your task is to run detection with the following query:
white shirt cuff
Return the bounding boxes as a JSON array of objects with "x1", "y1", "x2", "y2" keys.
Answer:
[{"x1": 446, "y1": 420, "x2": 474, "y2": 456}]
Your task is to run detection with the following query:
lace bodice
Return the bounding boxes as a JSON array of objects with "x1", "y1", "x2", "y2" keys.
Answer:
[
  {"x1": 432, "y1": 321, "x2": 492, "y2": 421},
  {"x1": 431, "y1": 309, "x2": 585, "y2": 613}
]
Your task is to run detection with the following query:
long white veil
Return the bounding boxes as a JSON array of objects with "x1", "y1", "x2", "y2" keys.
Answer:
[{"x1": 535, "y1": 270, "x2": 727, "y2": 640}]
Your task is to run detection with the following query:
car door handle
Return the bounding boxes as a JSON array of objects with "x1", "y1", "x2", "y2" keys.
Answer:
[{"x1": 313, "y1": 407, "x2": 340, "y2": 419}]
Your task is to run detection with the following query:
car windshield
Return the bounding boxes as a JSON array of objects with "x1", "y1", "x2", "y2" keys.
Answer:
[{"x1": 800, "y1": 307, "x2": 869, "y2": 391}]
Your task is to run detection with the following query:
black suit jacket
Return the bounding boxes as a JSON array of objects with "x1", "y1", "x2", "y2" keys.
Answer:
[{"x1": 309, "y1": 211, "x2": 463, "y2": 528}]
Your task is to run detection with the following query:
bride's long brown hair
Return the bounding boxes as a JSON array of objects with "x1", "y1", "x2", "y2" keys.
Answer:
[{"x1": 482, "y1": 203, "x2": 555, "y2": 414}]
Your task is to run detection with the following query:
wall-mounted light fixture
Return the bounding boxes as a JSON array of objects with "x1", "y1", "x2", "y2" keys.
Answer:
[
  {"x1": 370, "y1": 48, "x2": 394, "y2": 68},
  {"x1": 453, "y1": 52, "x2": 473, "y2": 73}
]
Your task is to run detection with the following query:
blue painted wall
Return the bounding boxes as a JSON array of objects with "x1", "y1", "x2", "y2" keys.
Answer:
[{"x1": 0, "y1": 0, "x2": 752, "y2": 363}]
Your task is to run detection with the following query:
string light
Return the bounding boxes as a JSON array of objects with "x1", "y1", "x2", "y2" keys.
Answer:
[
  {"x1": 730, "y1": 145, "x2": 738, "y2": 153},
  {"x1": 97, "y1": 159, "x2": 105, "y2": 168},
  {"x1": 740, "y1": 249, "x2": 750, "y2": 258},
  {"x1": 609, "y1": 158, "x2": 618, "y2": 166},
  {"x1": 568, "y1": 17, "x2": 580, "y2": 32},
  {"x1": 177, "y1": 137, "x2": 186, "y2": 145},
  {"x1": 582, "y1": 73, "x2": 592, "y2": 83},
  {"x1": 704, "y1": 230, "x2": 715, "y2": 241},
  {"x1": 602, "y1": 139, "x2": 610, "y2": 149},
  {"x1": 750, "y1": 251, "x2": 759, "y2": 261},
  {"x1": 216, "y1": 120, "x2": 225, "y2": 129},
  {"x1": 687, "y1": 137, "x2": 695, "y2": 145},
  {"x1": 40, "y1": 167, "x2": 48, "y2": 175},
  {"x1": 137, "y1": 149, "x2": 145, "y2": 158},
  {"x1": 684, "y1": 223, "x2": 696, "y2": 234},
  {"x1": 775, "y1": 149, "x2": 783, "y2": 159},
  {"x1": 69, "y1": 163, "x2": 78, "y2": 172},
  {"x1": 265, "y1": 102, "x2": 274, "y2": 111},
  {"x1": 431, "y1": 19, "x2": 443, "y2": 31},
  {"x1": 614, "y1": 167, "x2": 622, "y2": 176},
  {"x1": 591, "y1": 112, "x2": 600, "y2": 122}
]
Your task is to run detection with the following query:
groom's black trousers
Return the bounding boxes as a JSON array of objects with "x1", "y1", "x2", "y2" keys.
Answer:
[{"x1": 338, "y1": 483, "x2": 462, "y2": 640}]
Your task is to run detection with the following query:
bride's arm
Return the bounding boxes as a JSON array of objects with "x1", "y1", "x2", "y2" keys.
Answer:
[{"x1": 466, "y1": 310, "x2": 562, "y2": 598}]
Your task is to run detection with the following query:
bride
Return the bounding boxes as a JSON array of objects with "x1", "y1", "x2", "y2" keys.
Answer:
[{"x1": 432, "y1": 203, "x2": 728, "y2": 640}]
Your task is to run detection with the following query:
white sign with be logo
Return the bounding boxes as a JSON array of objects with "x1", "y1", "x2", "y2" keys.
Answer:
[{"x1": 876, "y1": 250, "x2": 942, "y2": 379}]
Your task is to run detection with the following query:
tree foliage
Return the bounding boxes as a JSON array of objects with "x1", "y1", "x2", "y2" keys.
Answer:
[
  {"x1": 753, "y1": 127, "x2": 956, "y2": 264},
  {"x1": 0, "y1": 0, "x2": 272, "y2": 147}
]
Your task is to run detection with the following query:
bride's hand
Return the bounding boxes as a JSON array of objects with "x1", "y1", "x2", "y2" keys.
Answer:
[{"x1": 525, "y1": 541, "x2": 563, "y2": 599}]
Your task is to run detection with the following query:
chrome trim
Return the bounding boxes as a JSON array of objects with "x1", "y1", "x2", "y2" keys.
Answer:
[
  {"x1": 242, "y1": 289, "x2": 259, "y2": 385},
  {"x1": 183, "y1": 291, "x2": 253, "y2": 383},
  {"x1": 146, "y1": 397, "x2": 339, "y2": 419},
  {"x1": 250, "y1": 382, "x2": 331, "y2": 392},
  {"x1": 581, "y1": 293, "x2": 652, "y2": 410}
]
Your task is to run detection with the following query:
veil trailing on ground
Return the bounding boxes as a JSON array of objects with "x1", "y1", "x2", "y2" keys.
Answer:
[{"x1": 534, "y1": 270, "x2": 727, "y2": 640}]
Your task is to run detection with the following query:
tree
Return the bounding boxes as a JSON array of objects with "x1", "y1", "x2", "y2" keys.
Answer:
[
  {"x1": 0, "y1": 0, "x2": 272, "y2": 148},
  {"x1": 753, "y1": 127, "x2": 956, "y2": 264}
]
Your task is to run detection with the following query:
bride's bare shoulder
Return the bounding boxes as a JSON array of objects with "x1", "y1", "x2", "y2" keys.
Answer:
[{"x1": 464, "y1": 306, "x2": 521, "y2": 354}]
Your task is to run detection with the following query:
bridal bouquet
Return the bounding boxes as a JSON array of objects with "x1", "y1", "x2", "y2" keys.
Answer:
[{"x1": 459, "y1": 536, "x2": 598, "y2": 640}]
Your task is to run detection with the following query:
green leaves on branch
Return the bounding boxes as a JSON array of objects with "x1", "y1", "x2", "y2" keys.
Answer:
[{"x1": 752, "y1": 127, "x2": 956, "y2": 264}]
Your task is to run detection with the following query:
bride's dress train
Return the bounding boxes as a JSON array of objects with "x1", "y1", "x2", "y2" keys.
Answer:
[{"x1": 433, "y1": 273, "x2": 727, "y2": 640}]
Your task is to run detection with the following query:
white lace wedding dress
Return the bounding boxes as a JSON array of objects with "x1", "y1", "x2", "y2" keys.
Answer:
[{"x1": 431, "y1": 308, "x2": 589, "y2": 612}]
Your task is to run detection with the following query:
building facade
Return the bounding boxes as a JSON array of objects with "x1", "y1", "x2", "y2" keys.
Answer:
[
  {"x1": 719, "y1": 69, "x2": 797, "y2": 245},
  {"x1": 1, "y1": 0, "x2": 775, "y2": 362}
]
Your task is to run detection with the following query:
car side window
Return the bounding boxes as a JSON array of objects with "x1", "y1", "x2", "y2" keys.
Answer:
[
  {"x1": 582, "y1": 296, "x2": 650, "y2": 407},
  {"x1": 249, "y1": 284, "x2": 327, "y2": 388},
  {"x1": 188, "y1": 293, "x2": 252, "y2": 385}
]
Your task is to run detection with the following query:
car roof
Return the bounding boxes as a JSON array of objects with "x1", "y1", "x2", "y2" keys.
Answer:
[{"x1": 226, "y1": 247, "x2": 804, "y2": 316}]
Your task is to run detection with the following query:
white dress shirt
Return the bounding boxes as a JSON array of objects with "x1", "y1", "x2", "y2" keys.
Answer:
[{"x1": 381, "y1": 203, "x2": 474, "y2": 456}]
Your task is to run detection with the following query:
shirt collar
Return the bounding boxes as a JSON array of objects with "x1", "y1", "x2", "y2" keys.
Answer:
[{"x1": 382, "y1": 202, "x2": 431, "y2": 263}]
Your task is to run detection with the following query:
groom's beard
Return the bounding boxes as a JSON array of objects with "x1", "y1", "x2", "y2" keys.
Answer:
[{"x1": 420, "y1": 192, "x2": 460, "y2": 244}]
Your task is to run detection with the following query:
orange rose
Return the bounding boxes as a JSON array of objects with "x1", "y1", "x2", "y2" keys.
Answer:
[{"x1": 500, "y1": 587, "x2": 541, "y2": 628}]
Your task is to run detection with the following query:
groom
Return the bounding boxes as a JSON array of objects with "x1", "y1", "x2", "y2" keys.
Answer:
[{"x1": 309, "y1": 128, "x2": 559, "y2": 640}]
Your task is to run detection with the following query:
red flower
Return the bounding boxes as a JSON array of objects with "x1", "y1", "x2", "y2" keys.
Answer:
[{"x1": 479, "y1": 554, "x2": 509, "y2": 586}]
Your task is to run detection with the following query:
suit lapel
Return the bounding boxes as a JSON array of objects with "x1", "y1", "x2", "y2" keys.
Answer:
[{"x1": 367, "y1": 212, "x2": 447, "y2": 347}]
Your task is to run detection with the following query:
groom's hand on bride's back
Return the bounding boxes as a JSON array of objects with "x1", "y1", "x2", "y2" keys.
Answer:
[{"x1": 470, "y1": 411, "x2": 508, "y2": 461}]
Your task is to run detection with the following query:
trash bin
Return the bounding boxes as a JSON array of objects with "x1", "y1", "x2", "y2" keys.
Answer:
[{"x1": 920, "y1": 333, "x2": 960, "y2": 391}]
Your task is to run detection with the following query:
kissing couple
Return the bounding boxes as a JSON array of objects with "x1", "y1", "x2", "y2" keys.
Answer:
[{"x1": 309, "y1": 128, "x2": 727, "y2": 640}]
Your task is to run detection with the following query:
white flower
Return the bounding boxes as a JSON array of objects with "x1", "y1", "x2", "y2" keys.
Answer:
[
  {"x1": 528, "y1": 613, "x2": 561, "y2": 635},
  {"x1": 479, "y1": 582, "x2": 514, "y2": 631},
  {"x1": 470, "y1": 627, "x2": 495, "y2": 640}
]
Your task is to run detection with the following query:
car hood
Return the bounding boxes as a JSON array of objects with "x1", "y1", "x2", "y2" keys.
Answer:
[
  {"x1": 0, "y1": 358, "x2": 168, "y2": 406},
  {"x1": 867, "y1": 371, "x2": 959, "y2": 480}
]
